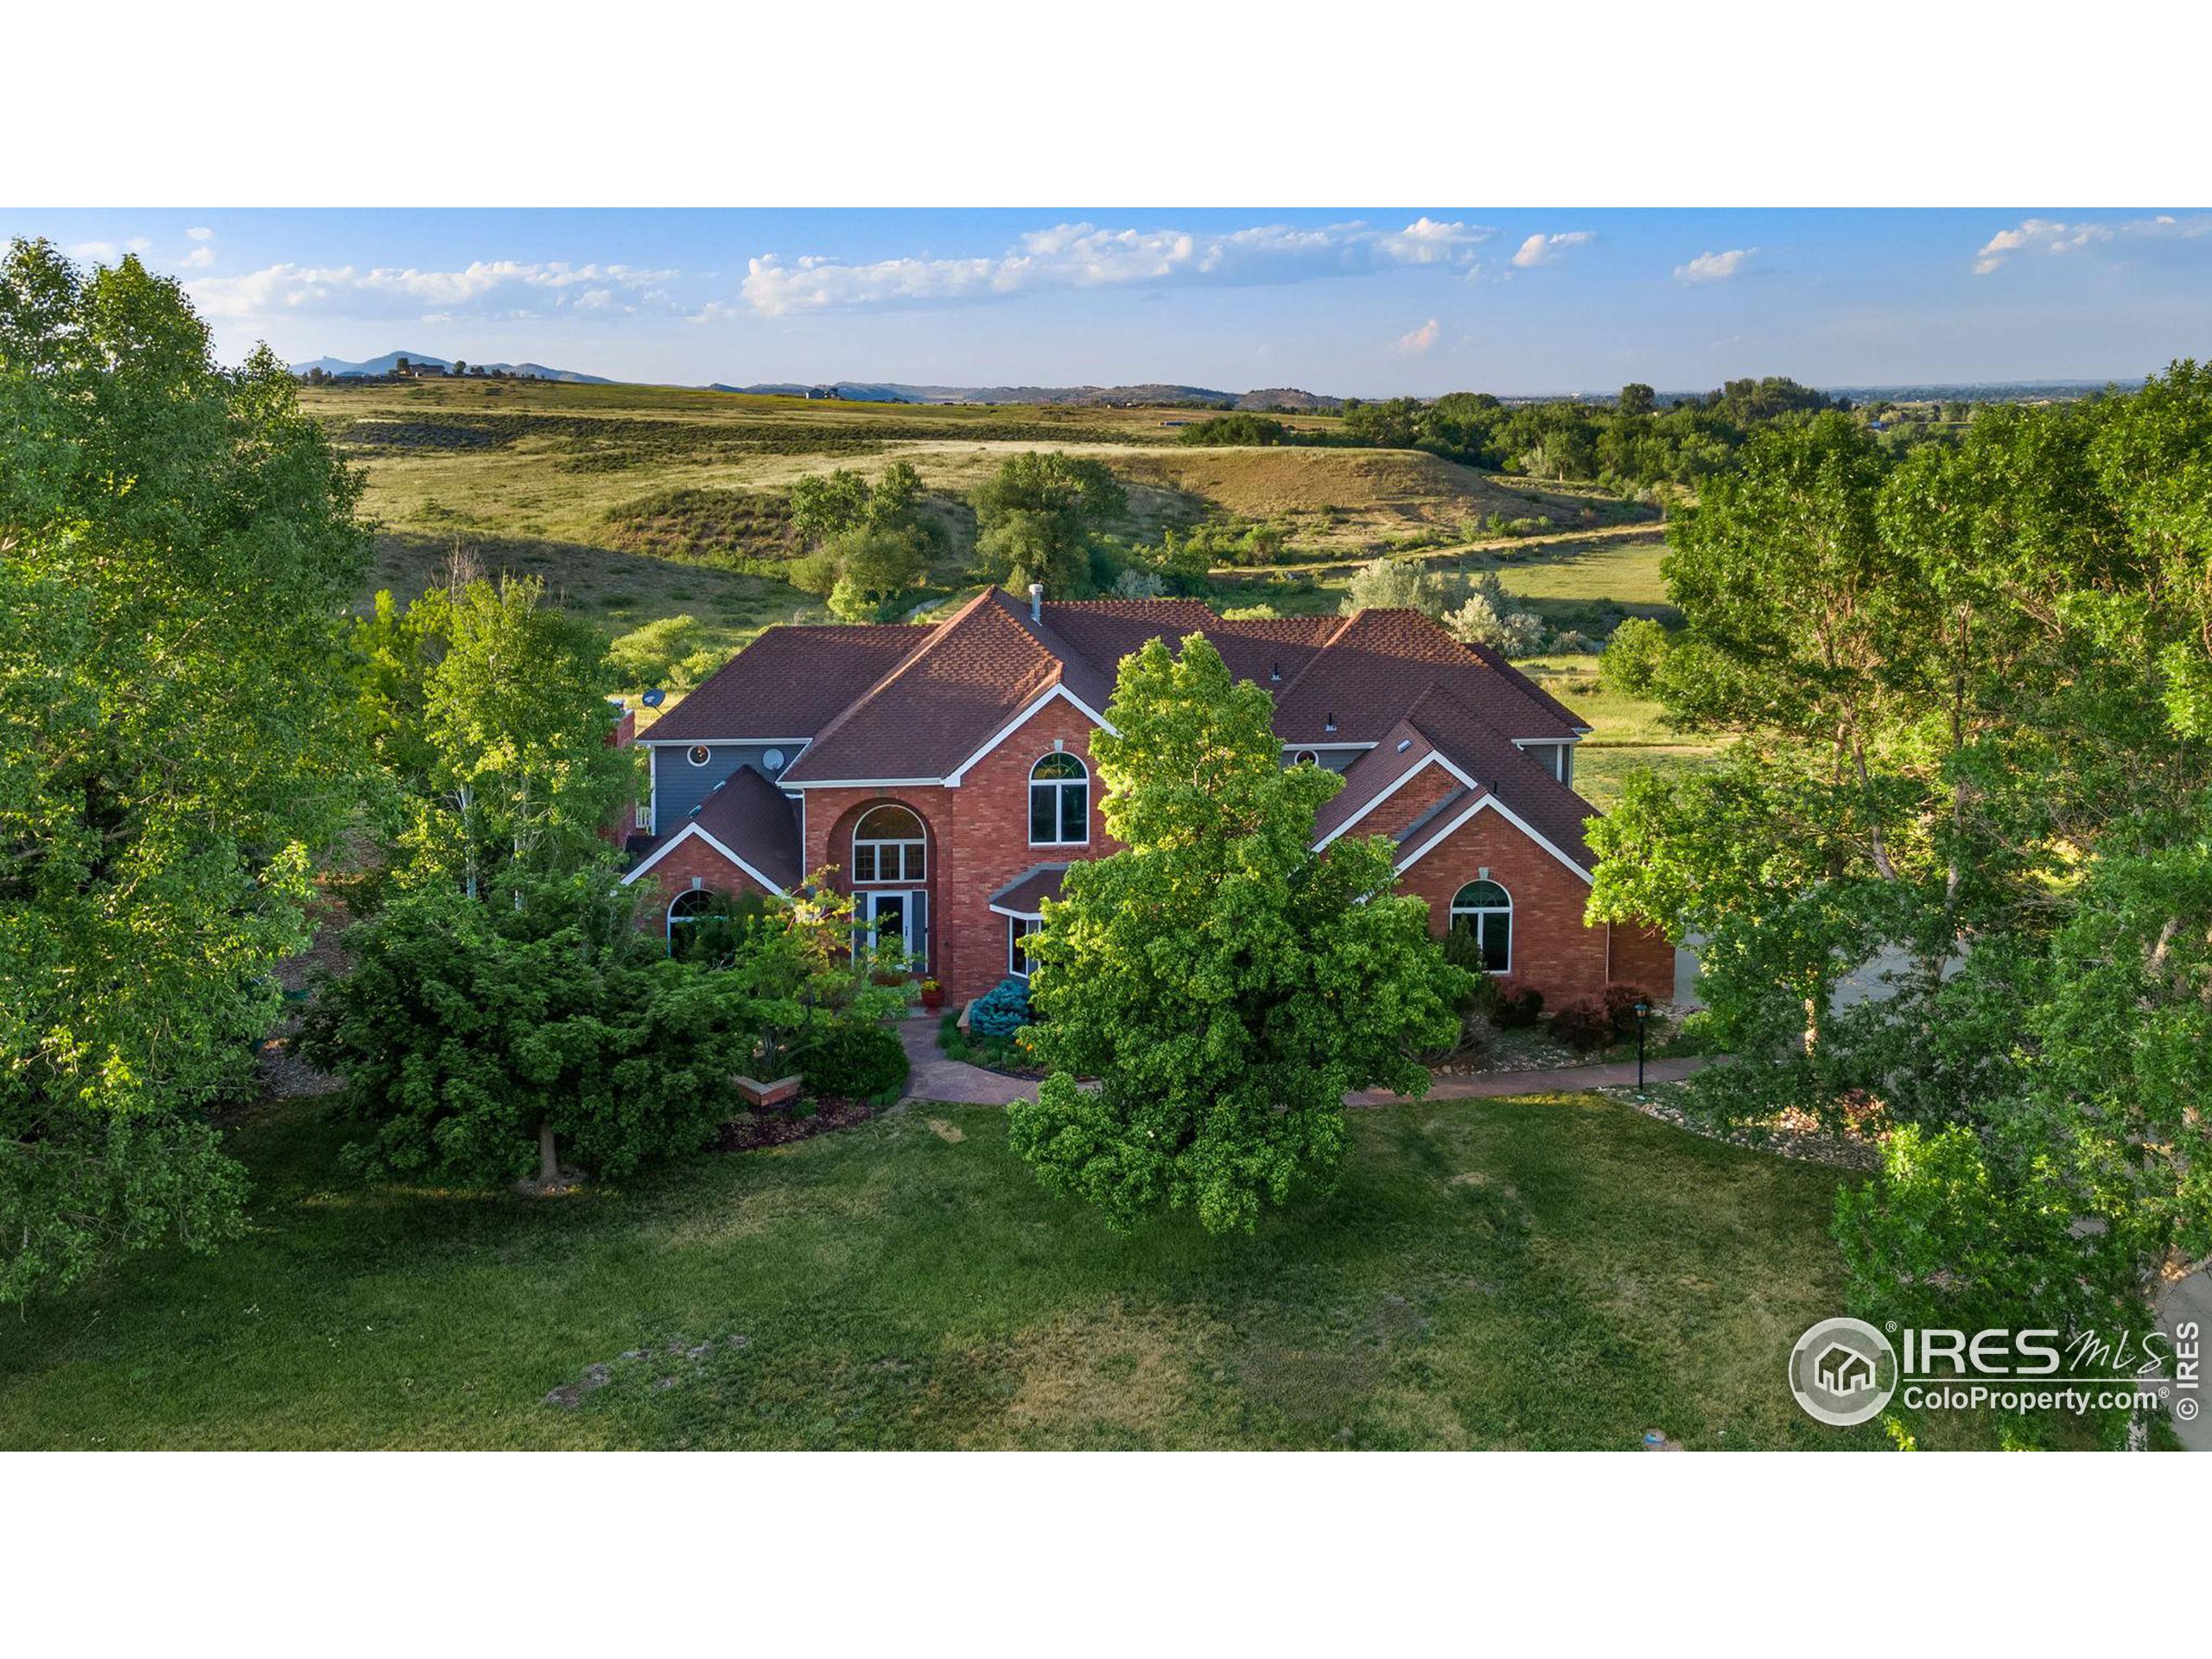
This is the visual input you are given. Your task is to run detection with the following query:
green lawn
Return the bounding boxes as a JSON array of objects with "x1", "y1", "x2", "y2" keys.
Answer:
[{"x1": 0, "y1": 1088, "x2": 1931, "y2": 1450}]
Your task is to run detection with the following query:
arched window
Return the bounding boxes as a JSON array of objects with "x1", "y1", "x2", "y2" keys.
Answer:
[
  {"x1": 1450, "y1": 880, "x2": 1513, "y2": 974},
  {"x1": 1029, "y1": 752, "x2": 1089, "y2": 846},
  {"x1": 667, "y1": 887, "x2": 715, "y2": 946},
  {"x1": 852, "y1": 804, "x2": 925, "y2": 883}
]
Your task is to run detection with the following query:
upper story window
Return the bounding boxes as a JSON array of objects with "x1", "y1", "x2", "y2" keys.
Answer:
[
  {"x1": 1450, "y1": 880, "x2": 1513, "y2": 974},
  {"x1": 667, "y1": 887, "x2": 715, "y2": 946},
  {"x1": 1029, "y1": 752, "x2": 1090, "y2": 845},
  {"x1": 686, "y1": 744, "x2": 713, "y2": 767},
  {"x1": 762, "y1": 747, "x2": 786, "y2": 772},
  {"x1": 852, "y1": 804, "x2": 925, "y2": 883},
  {"x1": 1290, "y1": 749, "x2": 1322, "y2": 768}
]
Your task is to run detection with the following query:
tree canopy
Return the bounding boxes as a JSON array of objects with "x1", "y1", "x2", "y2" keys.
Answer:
[
  {"x1": 1007, "y1": 636, "x2": 1469, "y2": 1232},
  {"x1": 970, "y1": 451, "x2": 1128, "y2": 596},
  {"x1": 1586, "y1": 365, "x2": 2212, "y2": 1443},
  {"x1": 0, "y1": 239, "x2": 371, "y2": 1300}
]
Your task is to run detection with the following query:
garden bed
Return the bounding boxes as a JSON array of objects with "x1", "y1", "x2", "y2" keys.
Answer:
[{"x1": 715, "y1": 1097, "x2": 887, "y2": 1152}]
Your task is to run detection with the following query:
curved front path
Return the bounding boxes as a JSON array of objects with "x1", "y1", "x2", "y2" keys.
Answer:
[{"x1": 896, "y1": 1016, "x2": 1710, "y2": 1108}]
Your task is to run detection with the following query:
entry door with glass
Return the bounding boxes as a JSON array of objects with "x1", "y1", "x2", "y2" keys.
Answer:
[{"x1": 857, "y1": 888, "x2": 927, "y2": 971}]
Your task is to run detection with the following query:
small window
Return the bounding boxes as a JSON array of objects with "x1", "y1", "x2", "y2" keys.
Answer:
[
  {"x1": 667, "y1": 887, "x2": 715, "y2": 946},
  {"x1": 686, "y1": 744, "x2": 713, "y2": 768},
  {"x1": 1029, "y1": 753, "x2": 1090, "y2": 846},
  {"x1": 762, "y1": 747, "x2": 786, "y2": 772},
  {"x1": 1007, "y1": 915, "x2": 1042, "y2": 977},
  {"x1": 1450, "y1": 880, "x2": 1513, "y2": 974},
  {"x1": 1291, "y1": 749, "x2": 1321, "y2": 767}
]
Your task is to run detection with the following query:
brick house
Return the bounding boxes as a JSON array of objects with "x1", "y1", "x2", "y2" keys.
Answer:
[{"x1": 620, "y1": 587, "x2": 1674, "y2": 1007}]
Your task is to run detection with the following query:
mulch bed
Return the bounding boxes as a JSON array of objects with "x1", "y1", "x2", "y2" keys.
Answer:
[
  {"x1": 1603, "y1": 1084, "x2": 1884, "y2": 1172},
  {"x1": 715, "y1": 1097, "x2": 885, "y2": 1152}
]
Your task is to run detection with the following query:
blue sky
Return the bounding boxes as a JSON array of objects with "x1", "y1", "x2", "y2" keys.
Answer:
[{"x1": 9, "y1": 207, "x2": 2208, "y2": 395}]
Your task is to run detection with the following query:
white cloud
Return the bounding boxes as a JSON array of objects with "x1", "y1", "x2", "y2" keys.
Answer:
[
  {"x1": 188, "y1": 259, "x2": 677, "y2": 323},
  {"x1": 1972, "y1": 213, "x2": 2210, "y2": 274},
  {"x1": 732, "y1": 217, "x2": 1497, "y2": 316},
  {"x1": 1674, "y1": 247, "x2": 1757, "y2": 283},
  {"x1": 182, "y1": 245, "x2": 215, "y2": 270},
  {"x1": 127, "y1": 236, "x2": 151, "y2": 253},
  {"x1": 186, "y1": 226, "x2": 213, "y2": 241},
  {"x1": 1394, "y1": 317, "x2": 1442, "y2": 356},
  {"x1": 66, "y1": 241, "x2": 119, "y2": 263},
  {"x1": 1510, "y1": 231, "x2": 1594, "y2": 268}
]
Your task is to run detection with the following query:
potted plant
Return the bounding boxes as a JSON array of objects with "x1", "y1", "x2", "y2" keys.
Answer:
[{"x1": 918, "y1": 977, "x2": 945, "y2": 1012}]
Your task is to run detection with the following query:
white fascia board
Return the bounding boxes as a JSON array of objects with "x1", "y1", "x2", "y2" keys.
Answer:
[
  {"x1": 988, "y1": 901, "x2": 1048, "y2": 921},
  {"x1": 1312, "y1": 751, "x2": 1483, "y2": 850},
  {"x1": 781, "y1": 776, "x2": 946, "y2": 790},
  {"x1": 1390, "y1": 793, "x2": 1593, "y2": 886},
  {"x1": 941, "y1": 683, "x2": 1116, "y2": 787},
  {"x1": 620, "y1": 821, "x2": 789, "y2": 896}
]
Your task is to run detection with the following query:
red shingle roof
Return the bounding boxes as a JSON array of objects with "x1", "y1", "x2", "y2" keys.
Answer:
[
  {"x1": 672, "y1": 591, "x2": 1602, "y2": 875},
  {"x1": 644, "y1": 623, "x2": 934, "y2": 743}
]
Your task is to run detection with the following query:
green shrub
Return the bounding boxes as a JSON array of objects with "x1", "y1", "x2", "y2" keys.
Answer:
[
  {"x1": 968, "y1": 976, "x2": 1033, "y2": 1038},
  {"x1": 1602, "y1": 981, "x2": 1659, "y2": 1037},
  {"x1": 1600, "y1": 616, "x2": 1669, "y2": 696},
  {"x1": 796, "y1": 1020, "x2": 909, "y2": 1102}
]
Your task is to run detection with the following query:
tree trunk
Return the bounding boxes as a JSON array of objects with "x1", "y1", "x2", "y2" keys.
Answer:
[{"x1": 537, "y1": 1121, "x2": 559, "y2": 1186}]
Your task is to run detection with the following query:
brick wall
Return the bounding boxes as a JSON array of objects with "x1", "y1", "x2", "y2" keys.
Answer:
[
  {"x1": 1608, "y1": 920, "x2": 1678, "y2": 1003},
  {"x1": 1356, "y1": 758, "x2": 1465, "y2": 844},
  {"x1": 627, "y1": 832, "x2": 776, "y2": 938},
  {"x1": 1393, "y1": 802, "x2": 1613, "y2": 1003}
]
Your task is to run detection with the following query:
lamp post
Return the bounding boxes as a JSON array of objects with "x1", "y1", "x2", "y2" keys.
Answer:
[{"x1": 1633, "y1": 998, "x2": 1651, "y2": 1098}]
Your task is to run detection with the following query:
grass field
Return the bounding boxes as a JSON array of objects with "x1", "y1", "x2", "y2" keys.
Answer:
[{"x1": 0, "y1": 1086, "x2": 1923, "y2": 1450}]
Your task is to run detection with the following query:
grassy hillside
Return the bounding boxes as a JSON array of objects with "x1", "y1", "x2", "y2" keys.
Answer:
[{"x1": 306, "y1": 377, "x2": 1713, "y2": 784}]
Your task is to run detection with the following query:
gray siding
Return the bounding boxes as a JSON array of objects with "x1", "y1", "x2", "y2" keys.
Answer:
[{"x1": 648, "y1": 740, "x2": 806, "y2": 830}]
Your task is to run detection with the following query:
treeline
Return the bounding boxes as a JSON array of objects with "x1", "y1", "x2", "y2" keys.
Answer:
[{"x1": 1178, "y1": 377, "x2": 1902, "y2": 493}]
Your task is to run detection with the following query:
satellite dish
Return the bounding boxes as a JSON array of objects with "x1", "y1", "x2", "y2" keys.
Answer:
[{"x1": 641, "y1": 687, "x2": 666, "y2": 708}]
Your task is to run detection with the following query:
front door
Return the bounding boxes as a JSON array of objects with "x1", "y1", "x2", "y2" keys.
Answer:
[{"x1": 857, "y1": 889, "x2": 926, "y2": 971}]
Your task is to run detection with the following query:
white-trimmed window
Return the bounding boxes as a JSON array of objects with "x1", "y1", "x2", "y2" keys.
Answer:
[
  {"x1": 852, "y1": 804, "x2": 926, "y2": 883},
  {"x1": 1007, "y1": 915, "x2": 1042, "y2": 976},
  {"x1": 667, "y1": 887, "x2": 715, "y2": 945},
  {"x1": 1450, "y1": 880, "x2": 1513, "y2": 974},
  {"x1": 1029, "y1": 753, "x2": 1089, "y2": 846},
  {"x1": 1290, "y1": 749, "x2": 1321, "y2": 767},
  {"x1": 686, "y1": 744, "x2": 713, "y2": 767}
]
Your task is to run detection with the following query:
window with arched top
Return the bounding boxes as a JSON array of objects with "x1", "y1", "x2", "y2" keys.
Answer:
[
  {"x1": 667, "y1": 887, "x2": 715, "y2": 944},
  {"x1": 852, "y1": 804, "x2": 925, "y2": 883},
  {"x1": 1029, "y1": 752, "x2": 1090, "y2": 846},
  {"x1": 1450, "y1": 880, "x2": 1513, "y2": 974}
]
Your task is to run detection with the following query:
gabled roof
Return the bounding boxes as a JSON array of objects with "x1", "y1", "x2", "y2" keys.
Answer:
[
  {"x1": 779, "y1": 588, "x2": 1075, "y2": 785},
  {"x1": 622, "y1": 763, "x2": 801, "y2": 893},
  {"x1": 645, "y1": 622, "x2": 933, "y2": 742},
  {"x1": 1270, "y1": 608, "x2": 1584, "y2": 744}
]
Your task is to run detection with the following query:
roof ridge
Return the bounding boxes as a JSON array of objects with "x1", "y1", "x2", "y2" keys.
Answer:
[
  {"x1": 1270, "y1": 609, "x2": 1361, "y2": 705},
  {"x1": 794, "y1": 588, "x2": 1000, "y2": 759}
]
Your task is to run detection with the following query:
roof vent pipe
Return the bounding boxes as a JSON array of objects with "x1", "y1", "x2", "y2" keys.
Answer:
[
  {"x1": 1028, "y1": 582, "x2": 1044, "y2": 622},
  {"x1": 1324, "y1": 712, "x2": 1337, "y2": 733},
  {"x1": 1269, "y1": 660, "x2": 1281, "y2": 683}
]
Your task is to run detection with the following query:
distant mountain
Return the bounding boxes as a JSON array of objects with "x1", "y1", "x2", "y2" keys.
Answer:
[
  {"x1": 291, "y1": 350, "x2": 612, "y2": 384},
  {"x1": 706, "y1": 380, "x2": 1341, "y2": 410}
]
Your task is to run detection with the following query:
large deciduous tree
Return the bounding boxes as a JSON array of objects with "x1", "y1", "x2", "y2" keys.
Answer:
[
  {"x1": 0, "y1": 240, "x2": 370, "y2": 1300},
  {"x1": 1008, "y1": 636, "x2": 1469, "y2": 1233},
  {"x1": 353, "y1": 574, "x2": 638, "y2": 899},
  {"x1": 970, "y1": 451, "x2": 1127, "y2": 596},
  {"x1": 1587, "y1": 368, "x2": 2212, "y2": 1442}
]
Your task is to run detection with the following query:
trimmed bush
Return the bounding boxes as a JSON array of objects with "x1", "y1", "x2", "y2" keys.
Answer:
[
  {"x1": 795, "y1": 1021, "x2": 909, "y2": 1103},
  {"x1": 1603, "y1": 981, "x2": 1658, "y2": 1038},
  {"x1": 1549, "y1": 993, "x2": 1613, "y2": 1052},
  {"x1": 1491, "y1": 977, "x2": 1545, "y2": 1027},
  {"x1": 968, "y1": 976, "x2": 1033, "y2": 1039}
]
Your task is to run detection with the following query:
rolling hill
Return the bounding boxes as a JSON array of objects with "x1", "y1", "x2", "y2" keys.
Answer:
[{"x1": 291, "y1": 350, "x2": 612, "y2": 383}]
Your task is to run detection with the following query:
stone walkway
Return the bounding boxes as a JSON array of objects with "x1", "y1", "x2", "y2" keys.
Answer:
[{"x1": 895, "y1": 1015, "x2": 1710, "y2": 1108}]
